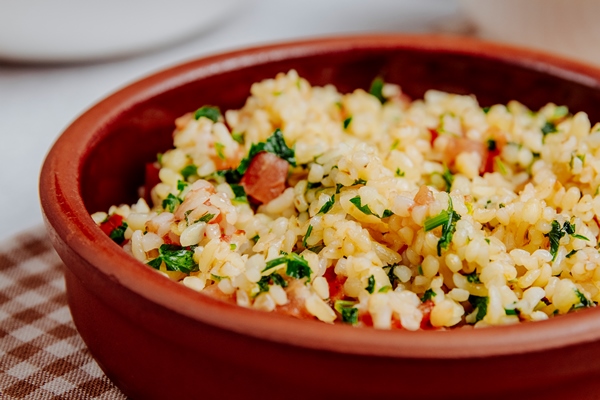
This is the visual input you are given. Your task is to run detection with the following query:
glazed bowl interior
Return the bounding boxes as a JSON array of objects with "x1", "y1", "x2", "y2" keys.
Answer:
[{"x1": 41, "y1": 35, "x2": 600, "y2": 379}]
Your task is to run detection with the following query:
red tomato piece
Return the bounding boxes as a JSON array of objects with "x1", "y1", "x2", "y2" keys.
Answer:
[
  {"x1": 241, "y1": 152, "x2": 289, "y2": 204},
  {"x1": 99, "y1": 214, "x2": 124, "y2": 236}
]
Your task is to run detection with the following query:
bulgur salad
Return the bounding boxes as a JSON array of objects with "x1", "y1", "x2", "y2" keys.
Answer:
[{"x1": 92, "y1": 70, "x2": 600, "y2": 330}]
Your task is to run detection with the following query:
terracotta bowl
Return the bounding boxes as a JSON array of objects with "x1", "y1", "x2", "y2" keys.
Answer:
[{"x1": 40, "y1": 35, "x2": 600, "y2": 399}]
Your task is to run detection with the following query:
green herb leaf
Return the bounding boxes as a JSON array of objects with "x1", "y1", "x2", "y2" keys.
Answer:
[
  {"x1": 469, "y1": 295, "x2": 488, "y2": 323},
  {"x1": 303, "y1": 225, "x2": 313, "y2": 248},
  {"x1": 162, "y1": 193, "x2": 181, "y2": 213},
  {"x1": 541, "y1": 121, "x2": 558, "y2": 136},
  {"x1": 335, "y1": 183, "x2": 344, "y2": 194},
  {"x1": 211, "y1": 274, "x2": 225, "y2": 282},
  {"x1": 365, "y1": 275, "x2": 375, "y2": 294},
  {"x1": 553, "y1": 106, "x2": 569, "y2": 120},
  {"x1": 574, "y1": 288, "x2": 593, "y2": 309},
  {"x1": 572, "y1": 234, "x2": 589, "y2": 241},
  {"x1": 424, "y1": 198, "x2": 461, "y2": 256},
  {"x1": 158, "y1": 244, "x2": 198, "y2": 274},
  {"x1": 395, "y1": 168, "x2": 405, "y2": 177},
  {"x1": 486, "y1": 139, "x2": 497, "y2": 151},
  {"x1": 341, "y1": 307, "x2": 358, "y2": 324},
  {"x1": 352, "y1": 178, "x2": 367, "y2": 186},
  {"x1": 465, "y1": 272, "x2": 481, "y2": 284},
  {"x1": 231, "y1": 131, "x2": 244, "y2": 144},
  {"x1": 566, "y1": 249, "x2": 578, "y2": 258},
  {"x1": 194, "y1": 106, "x2": 221, "y2": 122},
  {"x1": 504, "y1": 308, "x2": 519, "y2": 316},
  {"x1": 378, "y1": 285, "x2": 392, "y2": 293},
  {"x1": 262, "y1": 253, "x2": 311, "y2": 280},
  {"x1": 109, "y1": 221, "x2": 128, "y2": 245},
  {"x1": 381, "y1": 209, "x2": 393, "y2": 218},
  {"x1": 318, "y1": 195, "x2": 335, "y2": 214},
  {"x1": 307, "y1": 181, "x2": 321, "y2": 189},
  {"x1": 147, "y1": 257, "x2": 162, "y2": 269},
  {"x1": 307, "y1": 245, "x2": 325, "y2": 254},
  {"x1": 230, "y1": 243, "x2": 237, "y2": 251},
  {"x1": 349, "y1": 196, "x2": 377, "y2": 217},
  {"x1": 421, "y1": 288, "x2": 436, "y2": 302},
  {"x1": 482, "y1": 106, "x2": 491, "y2": 114},
  {"x1": 343, "y1": 116, "x2": 352, "y2": 130},
  {"x1": 196, "y1": 213, "x2": 215, "y2": 223},
  {"x1": 177, "y1": 180, "x2": 188, "y2": 192},
  {"x1": 215, "y1": 142, "x2": 225, "y2": 160},
  {"x1": 180, "y1": 165, "x2": 198, "y2": 180},
  {"x1": 236, "y1": 129, "x2": 296, "y2": 177},
  {"x1": 369, "y1": 76, "x2": 386, "y2": 104},
  {"x1": 230, "y1": 183, "x2": 248, "y2": 204}
]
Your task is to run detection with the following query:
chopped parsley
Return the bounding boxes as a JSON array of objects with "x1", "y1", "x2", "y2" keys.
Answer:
[
  {"x1": 566, "y1": 249, "x2": 578, "y2": 258},
  {"x1": 553, "y1": 105, "x2": 569, "y2": 119},
  {"x1": 383, "y1": 264, "x2": 398, "y2": 285},
  {"x1": 365, "y1": 275, "x2": 375, "y2": 294},
  {"x1": 421, "y1": 288, "x2": 436, "y2": 302},
  {"x1": 343, "y1": 116, "x2": 352, "y2": 129},
  {"x1": 391, "y1": 139, "x2": 400, "y2": 150},
  {"x1": 334, "y1": 300, "x2": 358, "y2": 325},
  {"x1": 196, "y1": 213, "x2": 215, "y2": 223},
  {"x1": 541, "y1": 121, "x2": 558, "y2": 136},
  {"x1": 504, "y1": 308, "x2": 519, "y2": 316},
  {"x1": 231, "y1": 131, "x2": 244, "y2": 144},
  {"x1": 307, "y1": 182, "x2": 321, "y2": 189},
  {"x1": 573, "y1": 288, "x2": 593, "y2": 309},
  {"x1": 177, "y1": 180, "x2": 188, "y2": 192},
  {"x1": 378, "y1": 286, "x2": 392, "y2": 293},
  {"x1": 214, "y1": 142, "x2": 226, "y2": 160},
  {"x1": 335, "y1": 183, "x2": 344, "y2": 194},
  {"x1": 256, "y1": 272, "x2": 288, "y2": 296},
  {"x1": 180, "y1": 165, "x2": 198, "y2": 180},
  {"x1": 546, "y1": 220, "x2": 588, "y2": 260},
  {"x1": 352, "y1": 178, "x2": 367, "y2": 186},
  {"x1": 395, "y1": 168, "x2": 405, "y2": 177},
  {"x1": 194, "y1": 106, "x2": 221, "y2": 122},
  {"x1": 262, "y1": 253, "x2": 311, "y2": 280},
  {"x1": 230, "y1": 183, "x2": 248, "y2": 204},
  {"x1": 469, "y1": 295, "x2": 488, "y2": 323},
  {"x1": 148, "y1": 244, "x2": 199, "y2": 274},
  {"x1": 303, "y1": 225, "x2": 313, "y2": 248},
  {"x1": 349, "y1": 196, "x2": 390, "y2": 218},
  {"x1": 423, "y1": 198, "x2": 461, "y2": 256},
  {"x1": 109, "y1": 221, "x2": 128, "y2": 245},
  {"x1": 307, "y1": 245, "x2": 325, "y2": 254},
  {"x1": 482, "y1": 106, "x2": 491, "y2": 114},
  {"x1": 486, "y1": 138, "x2": 497, "y2": 151},
  {"x1": 465, "y1": 272, "x2": 481, "y2": 284},
  {"x1": 162, "y1": 193, "x2": 181, "y2": 213},
  {"x1": 495, "y1": 158, "x2": 508, "y2": 175},
  {"x1": 318, "y1": 195, "x2": 335, "y2": 214},
  {"x1": 369, "y1": 76, "x2": 386, "y2": 103},
  {"x1": 236, "y1": 128, "x2": 296, "y2": 176},
  {"x1": 251, "y1": 234, "x2": 260, "y2": 243}
]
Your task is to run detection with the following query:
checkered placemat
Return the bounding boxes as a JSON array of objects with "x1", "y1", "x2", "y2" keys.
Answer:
[{"x1": 0, "y1": 227, "x2": 126, "y2": 399}]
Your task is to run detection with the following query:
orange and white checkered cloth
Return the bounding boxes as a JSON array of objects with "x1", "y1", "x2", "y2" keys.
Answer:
[{"x1": 0, "y1": 227, "x2": 126, "y2": 399}]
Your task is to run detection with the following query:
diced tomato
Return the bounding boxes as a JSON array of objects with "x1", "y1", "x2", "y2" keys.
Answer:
[
  {"x1": 99, "y1": 214, "x2": 124, "y2": 236},
  {"x1": 429, "y1": 128, "x2": 439, "y2": 146},
  {"x1": 359, "y1": 312, "x2": 373, "y2": 327},
  {"x1": 144, "y1": 162, "x2": 161, "y2": 204},
  {"x1": 275, "y1": 280, "x2": 315, "y2": 320},
  {"x1": 241, "y1": 152, "x2": 289, "y2": 204},
  {"x1": 324, "y1": 267, "x2": 347, "y2": 302},
  {"x1": 483, "y1": 129, "x2": 507, "y2": 174}
]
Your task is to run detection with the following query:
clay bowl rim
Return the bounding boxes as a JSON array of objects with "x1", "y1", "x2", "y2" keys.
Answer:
[{"x1": 40, "y1": 33, "x2": 600, "y2": 360}]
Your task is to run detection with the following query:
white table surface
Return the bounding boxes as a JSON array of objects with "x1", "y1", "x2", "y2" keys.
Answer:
[{"x1": 0, "y1": 0, "x2": 460, "y2": 241}]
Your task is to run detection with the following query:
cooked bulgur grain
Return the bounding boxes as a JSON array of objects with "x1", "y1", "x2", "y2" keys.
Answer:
[{"x1": 93, "y1": 70, "x2": 600, "y2": 330}]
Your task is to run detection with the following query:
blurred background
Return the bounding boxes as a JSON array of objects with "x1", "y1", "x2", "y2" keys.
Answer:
[{"x1": 1, "y1": 0, "x2": 598, "y2": 241}]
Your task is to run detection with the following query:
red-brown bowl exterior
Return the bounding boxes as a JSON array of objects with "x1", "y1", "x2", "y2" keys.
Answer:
[{"x1": 40, "y1": 35, "x2": 600, "y2": 399}]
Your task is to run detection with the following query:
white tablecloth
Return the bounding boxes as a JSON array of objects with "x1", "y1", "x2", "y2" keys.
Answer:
[{"x1": 0, "y1": 0, "x2": 460, "y2": 241}]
